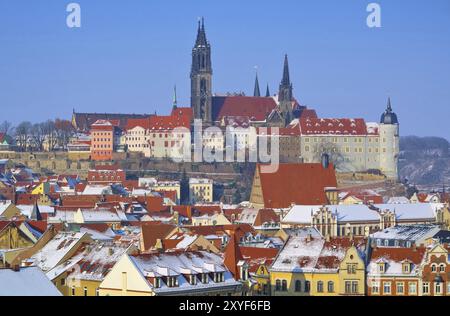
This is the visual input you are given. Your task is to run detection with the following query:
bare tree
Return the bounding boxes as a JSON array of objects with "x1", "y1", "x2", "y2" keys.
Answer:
[
  {"x1": 54, "y1": 119, "x2": 74, "y2": 150},
  {"x1": 0, "y1": 121, "x2": 13, "y2": 135},
  {"x1": 31, "y1": 122, "x2": 46, "y2": 151},
  {"x1": 15, "y1": 121, "x2": 32, "y2": 151}
]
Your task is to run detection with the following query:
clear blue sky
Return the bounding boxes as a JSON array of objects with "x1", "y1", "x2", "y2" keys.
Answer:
[{"x1": 0, "y1": 0, "x2": 449, "y2": 138}]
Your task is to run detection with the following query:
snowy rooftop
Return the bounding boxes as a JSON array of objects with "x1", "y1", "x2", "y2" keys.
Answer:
[
  {"x1": 370, "y1": 225, "x2": 441, "y2": 243},
  {"x1": 130, "y1": 251, "x2": 240, "y2": 294},
  {"x1": 29, "y1": 232, "x2": 87, "y2": 272},
  {"x1": 0, "y1": 266, "x2": 62, "y2": 296}
]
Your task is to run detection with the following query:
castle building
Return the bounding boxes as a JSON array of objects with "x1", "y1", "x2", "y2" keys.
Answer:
[{"x1": 190, "y1": 20, "x2": 400, "y2": 179}]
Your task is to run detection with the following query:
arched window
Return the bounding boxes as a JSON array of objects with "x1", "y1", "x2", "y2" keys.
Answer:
[
  {"x1": 328, "y1": 281, "x2": 334, "y2": 293},
  {"x1": 317, "y1": 281, "x2": 324, "y2": 293},
  {"x1": 275, "y1": 280, "x2": 281, "y2": 291},
  {"x1": 281, "y1": 280, "x2": 288, "y2": 291},
  {"x1": 295, "y1": 280, "x2": 302, "y2": 292},
  {"x1": 439, "y1": 264, "x2": 445, "y2": 272},
  {"x1": 305, "y1": 281, "x2": 311, "y2": 293}
]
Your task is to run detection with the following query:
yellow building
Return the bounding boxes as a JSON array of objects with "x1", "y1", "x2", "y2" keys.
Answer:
[
  {"x1": 189, "y1": 178, "x2": 213, "y2": 204},
  {"x1": 191, "y1": 213, "x2": 231, "y2": 227},
  {"x1": 31, "y1": 182, "x2": 50, "y2": 195},
  {"x1": 48, "y1": 241, "x2": 137, "y2": 296},
  {"x1": 270, "y1": 235, "x2": 366, "y2": 296},
  {"x1": 99, "y1": 251, "x2": 242, "y2": 296}
]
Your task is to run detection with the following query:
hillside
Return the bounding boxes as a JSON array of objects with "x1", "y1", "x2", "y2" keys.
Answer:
[{"x1": 399, "y1": 136, "x2": 450, "y2": 189}]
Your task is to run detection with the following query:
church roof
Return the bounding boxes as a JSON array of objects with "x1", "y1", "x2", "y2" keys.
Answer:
[
  {"x1": 256, "y1": 163, "x2": 337, "y2": 208},
  {"x1": 212, "y1": 96, "x2": 277, "y2": 122}
]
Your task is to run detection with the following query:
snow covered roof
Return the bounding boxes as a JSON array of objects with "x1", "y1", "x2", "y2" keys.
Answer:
[
  {"x1": 0, "y1": 267, "x2": 62, "y2": 296},
  {"x1": 16, "y1": 204, "x2": 55, "y2": 217},
  {"x1": 82, "y1": 185, "x2": 112, "y2": 195},
  {"x1": 374, "y1": 203, "x2": 443, "y2": 221},
  {"x1": 46, "y1": 241, "x2": 133, "y2": 282},
  {"x1": 29, "y1": 232, "x2": 88, "y2": 272},
  {"x1": 271, "y1": 236, "x2": 366, "y2": 273},
  {"x1": 130, "y1": 251, "x2": 240, "y2": 294},
  {"x1": 386, "y1": 196, "x2": 410, "y2": 204},
  {"x1": 370, "y1": 225, "x2": 441, "y2": 244},
  {"x1": 189, "y1": 178, "x2": 213, "y2": 185}
]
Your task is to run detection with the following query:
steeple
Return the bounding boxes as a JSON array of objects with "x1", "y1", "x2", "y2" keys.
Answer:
[
  {"x1": 173, "y1": 85, "x2": 178, "y2": 109},
  {"x1": 380, "y1": 97, "x2": 399, "y2": 124},
  {"x1": 195, "y1": 17, "x2": 208, "y2": 47},
  {"x1": 191, "y1": 18, "x2": 213, "y2": 123},
  {"x1": 278, "y1": 54, "x2": 294, "y2": 125},
  {"x1": 278, "y1": 54, "x2": 293, "y2": 103},
  {"x1": 253, "y1": 72, "x2": 261, "y2": 97},
  {"x1": 281, "y1": 54, "x2": 290, "y2": 86},
  {"x1": 387, "y1": 97, "x2": 392, "y2": 111},
  {"x1": 265, "y1": 83, "x2": 270, "y2": 97}
]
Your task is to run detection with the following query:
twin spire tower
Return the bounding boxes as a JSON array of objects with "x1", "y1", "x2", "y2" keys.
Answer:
[{"x1": 190, "y1": 18, "x2": 294, "y2": 125}]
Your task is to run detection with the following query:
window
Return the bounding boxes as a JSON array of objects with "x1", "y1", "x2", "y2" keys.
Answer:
[
  {"x1": 408, "y1": 282, "x2": 417, "y2": 295},
  {"x1": 371, "y1": 282, "x2": 380, "y2": 294},
  {"x1": 431, "y1": 264, "x2": 437, "y2": 272},
  {"x1": 304, "y1": 281, "x2": 310, "y2": 293},
  {"x1": 435, "y1": 282, "x2": 443, "y2": 295},
  {"x1": 60, "y1": 278, "x2": 65, "y2": 286},
  {"x1": 96, "y1": 288, "x2": 99, "y2": 296},
  {"x1": 275, "y1": 280, "x2": 281, "y2": 291},
  {"x1": 383, "y1": 282, "x2": 391, "y2": 295},
  {"x1": 71, "y1": 286, "x2": 75, "y2": 296},
  {"x1": 422, "y1": 282, "x2": 430, "y2": 294},
  {"x1": 317, "y1": 281, "x2": 324, "y2": 293},
  {"x1": 379, "y1": 263, "x2": 385, "y2": 273},
  {"x1": 403, "y1": 263, "x2": 410, "y2": 273},
  {"x1": 397, "y1": 282, "x2": 404, "y2": 295},
  {"x1": 347, "y1": 264, "x2": 357, "y2": 274},
  {"x1": 352, "y1": 281, "x2": 358, "y2": 294},
  {"x1": 155, "y1": 277, "x2": 161, "y2": 288},
  {"x1": 282, "y1": 280, "x2": 288, "y2": 291},
  {"x1": 328, "y1": 281, "x2": 334, "y2": 293},
  {"x1": 439, "y1": 264, "x2": 446, "y2": 272},
  {"x1": 295, "y1": 280, "x2": 302, "y2": 292},
  {"x1": 345, "y1": 281, "x2": 351, "y2": 294},
  {"x1": 83, "y1": 287, "x2": 88, "y2": 296}
]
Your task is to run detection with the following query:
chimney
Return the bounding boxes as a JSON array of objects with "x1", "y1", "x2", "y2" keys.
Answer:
[{"x1": 12, "y1": 264, "x2": 20, "y2": 272}]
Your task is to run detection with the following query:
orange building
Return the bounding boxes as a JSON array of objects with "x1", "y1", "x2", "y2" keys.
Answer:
[{"x1": 90, "y1": 120, "x2": 116, "y2": 161}]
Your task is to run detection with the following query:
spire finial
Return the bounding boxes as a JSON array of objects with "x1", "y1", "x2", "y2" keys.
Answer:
[
  {"x1": 387, "y1": 97, "x2": 392, "y2": 111},
  {"x1": 265, "y1": 83, "x2": 270, "y2": 97}
]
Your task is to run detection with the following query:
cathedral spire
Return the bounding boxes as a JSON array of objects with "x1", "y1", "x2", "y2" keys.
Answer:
[
  {"x1": 281, "y1": 54, "x2": 291, "y2": 86},
  {"x1": 173, "y1": 85, "x2": 178, "y2": 109},
  {"x1": 265, "y1": 83, "x2": 270, "y2": 97},
  {"x1": 195, "y1": 17, "x2": 208, "y2": 47},
  {"x1": 253, "y1": 72, "x2": 261, "y2": 97},
  {"x1": 387, "y1": 97, "x2": 392, "y2": 111}
]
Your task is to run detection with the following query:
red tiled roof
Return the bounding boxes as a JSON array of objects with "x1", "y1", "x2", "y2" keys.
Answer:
[
  {"x1": 223, "y1": 233, "x2": 243, "y2": 278},
  {"x1": 253, "y1": 209, "x2": 279, "y2": 227},
  {"x1": 370, "y1": 246, "x2": 426, "y2": 265},
  {"x1": 212, "y1": 96, "x2": 277, "y2": 122},
  {"x1": 240, "y1": 247, "x2": 279, "y2": 273},
  {"x1": 299, "y1": 117, "x2": 368, "y2": 136},
  {"x1": 256, "y1": 163, "x2": 337, "y2": 208},
  {"x1": 140, "y1": 222, "x2": 176, "y2": 251}
]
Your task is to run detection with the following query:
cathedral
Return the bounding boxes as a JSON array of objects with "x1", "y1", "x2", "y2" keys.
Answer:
[{"x1": 190, "y1": 19, "x2": 400, "y2": 179}]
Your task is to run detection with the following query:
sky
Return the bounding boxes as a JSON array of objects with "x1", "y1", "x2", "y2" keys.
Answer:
[{"x1": 0, "y1": 0, "x2": 449, "y2": 138}]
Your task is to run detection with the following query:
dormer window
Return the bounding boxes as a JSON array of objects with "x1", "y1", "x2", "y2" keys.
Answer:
[
  {"x1": 189, "y1": 275, "x2": 197, "y2": 285},
  {"x1": 378, "y1": 262, "x2": 386, "y2": 273},
  {"x1": 155, "y1": 277, "x2": 161, "y2": 288},
  {"x1": 201, "y1": 273, "x2": 208, "y2": 284},
  {"x1": 167, "y1": 276, "x2": 178, "y2": 288},
  {"x1": 403, "y1": 263, "x2": 411, "y2": 273}
]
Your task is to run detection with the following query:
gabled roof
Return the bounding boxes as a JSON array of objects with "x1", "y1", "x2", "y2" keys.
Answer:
[
  {"x1": 256, "y1": 163, "x2": 337, "y2": 208},
  {"x1": 0, "y1": 267, "x2": 62, "y2": 296},
  {"x1": 140, "y1": 222, "x2": 177, "y2": 251},
  {"x1": 212, "y1": 96, "x2": 278, "y2": 122}
]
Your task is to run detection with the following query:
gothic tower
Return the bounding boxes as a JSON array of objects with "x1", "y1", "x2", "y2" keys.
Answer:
[
  {"x1": 191, "y1": 18, "x2": 213, "y2": 123},
  {"x1": 278, "y1": 54, "x2": 294, "y2": 125}
]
